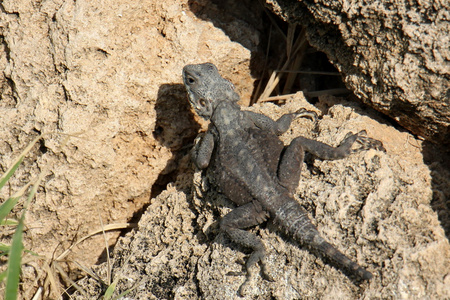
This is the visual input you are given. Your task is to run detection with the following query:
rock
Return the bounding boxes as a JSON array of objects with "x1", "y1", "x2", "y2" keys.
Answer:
[
  {"x1": 73, "y1": 95, "x2": 450, "y2": 299},
  {"x1": 0, "y1": 0, "x2": 253, "y2": 298},
  {"x1": 265, "y1": 0, "x2": 450, "y2": 145},
  {"x1": 1, "y1": 0, "x2": 449, "y2": 298}
]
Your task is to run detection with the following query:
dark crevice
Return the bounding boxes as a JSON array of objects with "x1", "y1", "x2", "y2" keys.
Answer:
[
  {"x1": 1, "y1": 35, "x2": 19, "y2": 106},
  {"x1": 4, "y1": 76, "x2": 19, "y2": 106},
  {"x1": 0, "y1": 35, "x2": 11, "y2": 62},
  {"x1": 187, "y1": 0, "x2": 356, "y2": 108},
  {"x1": 0, "y1": 3, "x2": 20, "y2": 17},
  {"x1": 61, "y1": 84, "x2": 72, "y2": 102},
  {"x1": 96, "y1": 48, "x2": 110, "y2": 57}
]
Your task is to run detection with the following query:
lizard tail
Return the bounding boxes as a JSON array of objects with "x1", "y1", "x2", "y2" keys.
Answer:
[
  {"x1": 306, "y1": 233, "x2": 373, "y2": 280},
  {"x1": 273, "y1": 200, "x2": 373, "y2": 281}
]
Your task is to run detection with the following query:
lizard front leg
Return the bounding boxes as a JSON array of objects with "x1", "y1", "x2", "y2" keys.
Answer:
[
  {"x1": 246, "y1": 108, "x2": 317, "y2": 135},
  {"x1": 275, "y1": 131, "x2": 384, "y2": 192},
  {"x1": 191, "y1": 129, "x2": 215, "y2": 169},
  {"x1": 220, "y1": 201, "x2": 273, "y2": 296},
  {"x1": 291, "y1": 130, "x2": 385, "y2": 160}
]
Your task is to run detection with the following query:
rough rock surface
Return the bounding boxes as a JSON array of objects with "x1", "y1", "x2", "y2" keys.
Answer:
[
  {"x1": 74, "y1": 96, "x2": 450, "y2": 299},
  {"x1": 265, "y1": 0, "x2": 450, "y2": 145},
  {"x1": 0, "y1": 0, "x2": 254, "y2": 298},
  {"x1": 1, "y1": 0, "x2": 449, "y2": 299}
]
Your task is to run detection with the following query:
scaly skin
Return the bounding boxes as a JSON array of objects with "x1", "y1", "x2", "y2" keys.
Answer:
[{"x1": 183, "y1": 63, "x2": 384, "y2": 295}]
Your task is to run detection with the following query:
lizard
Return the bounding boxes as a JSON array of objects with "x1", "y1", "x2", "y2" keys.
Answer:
[{"x1": 182, "y1": 62, "x2": 385, "y2": 295}]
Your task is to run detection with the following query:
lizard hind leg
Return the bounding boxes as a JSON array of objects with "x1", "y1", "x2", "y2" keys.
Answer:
[
  {"x1": 277, "y1": 139, "x2": 305, "y2": 194},
  {"x1": 220, "y1": 202, "x2": 273, "y2": 296},
  {"x1": 276, "y1": 109, "x2": 318, "y2": 193}
]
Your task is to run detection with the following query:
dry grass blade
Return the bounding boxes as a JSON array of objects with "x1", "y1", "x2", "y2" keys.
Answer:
[
  {"x1": 255, "y1": 7, "x2": 292, "y2": 103},
  {"x1": 43, "y1": 260, "x2": 60, "y2": 299},
  {"x1": 303, "y1": 88, "x2": 350, "y2": 98},
  {"x1": 257, "y1": 27, "x2": 308, "y2": 103},
  {"x1": 73, "y1": 260, "x2": 104, "y2": 283},
  {"x1": 258, "y1": 70, "x2": 280, "y2": 103},
  {"x1": 259, "y1": 93, "x2": 297, "y2": 102},
  {"x1": 259, "y1": 88, "x2": 350, "y2": 102},
  {"x1": 282, "y1": 52, "x2": 303, "y2": 94},
  {"x1": 56, "y1": 223, "x2": 135, "y2": 261},
  {"x1": 97, "y1": 209, "x2": 111, "y2": 286},
  {"x1": 252, "y1": 24, "x2": 273, "y2": 105},
  {"x1": 31, "y1": 287, "x2": 42, "y2": 300},
  {"x1": 53, "y1": 261, "x2": 88, "y2": 298},
  {"x1": 283, "y1": 28, "x2": 307, "y2": 94},
  {"x1": 286, "y1": 24, "x2": 296, "y2": 59},
  {"x1": 275, "y1": 70, "x2": 341, "y2": 76}
]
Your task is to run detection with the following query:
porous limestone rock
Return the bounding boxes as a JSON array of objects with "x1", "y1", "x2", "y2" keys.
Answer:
[
  {"x1": 73, "y1": 96, "x2": 450, "y2": 299},
  {"x1": 265, "y1": 0, "x2": 450, "y2": 145}
]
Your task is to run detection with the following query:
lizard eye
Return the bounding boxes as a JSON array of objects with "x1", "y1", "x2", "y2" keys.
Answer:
[
  {"x1": 186, "y1": 76, "x2": 195, "y2": 85},
  {"x1": 199, "y1": 99, "x2": 207, "y2": 107}
]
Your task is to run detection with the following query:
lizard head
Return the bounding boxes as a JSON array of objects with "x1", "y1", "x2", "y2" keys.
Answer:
[{"x1": 183, "y1": 63, "x2": 240, "y2": 119}]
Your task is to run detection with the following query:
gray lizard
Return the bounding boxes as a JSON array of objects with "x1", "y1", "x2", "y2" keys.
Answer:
[{"x1": 183, "y1": 62, "x2": 384, "y2": 295}]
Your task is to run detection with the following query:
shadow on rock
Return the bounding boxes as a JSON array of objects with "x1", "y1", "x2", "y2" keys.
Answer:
[
  {"x1": 187, "y1": 0, "x2": 268, "y2": 70},
  {"x1": 151, "y1": 83, "x2": 200, "y2": 195},
  {"x1": 127, "y1": 83, "x2": 201, "y2": 226},
  {"x1": 423, "y1": 142, "x2": 450, "y2": 240}
]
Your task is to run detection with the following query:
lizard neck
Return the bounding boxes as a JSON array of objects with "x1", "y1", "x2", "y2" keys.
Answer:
[{"x1": 210, "y1": 100, "x2": 242, "y2": 129}]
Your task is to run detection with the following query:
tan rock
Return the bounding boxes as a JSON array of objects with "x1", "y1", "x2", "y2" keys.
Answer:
[{"x1": 73, "y1": 95, "x2": 450, "y2": 299}]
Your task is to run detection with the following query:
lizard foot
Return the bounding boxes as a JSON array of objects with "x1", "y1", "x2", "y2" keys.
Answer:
[
  {"x1": 236, "y1": 251, "x2": 274, "y2": 297},
  {"x1": 294, "y1": 108, "x2": 318, "y2": 123},
  {"x1": 238, "y1": 267, "x2": 255, "y2": 297},
  {"x1": 347, "y1": 130, "x2": 386, "y2": 153}
]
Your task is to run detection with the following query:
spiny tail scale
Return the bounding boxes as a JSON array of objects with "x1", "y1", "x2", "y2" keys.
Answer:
[{"x1": 273, "y1": 200, "x2": 373, "y2": 280}]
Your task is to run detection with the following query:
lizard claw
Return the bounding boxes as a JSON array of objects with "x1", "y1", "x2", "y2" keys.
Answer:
[
  {"x1": 236, "y1": 252, "x2": 275, "y2": 296},
  {"x1": 237, "y1": 267, "x2": 274, "y2": 297},
  {"x1": 353, "y1": 130, "x2": 386, "y2": 153},
  {"x1": 238, "y1": 280, "x2": 251, "y2": 297},
  {"x1": 237, "y1": 263, "x2": 257, "y2": 297},
  {"x1": 294, "y1": 108, "x2": 318, "y2": 123},
  {"x1": 261, "y1": 264, "x2": 275, "y2": 282}
]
